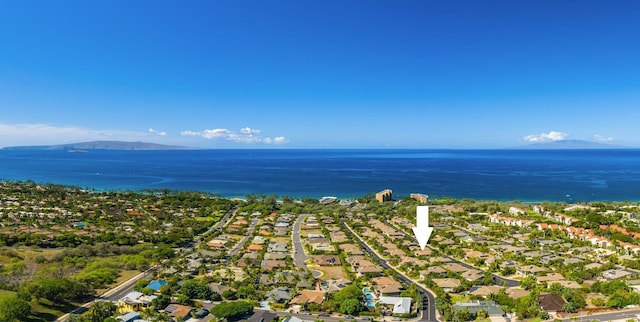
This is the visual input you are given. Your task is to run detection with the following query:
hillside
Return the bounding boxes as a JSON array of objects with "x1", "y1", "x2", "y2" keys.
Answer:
[{"x1": 2, "y1": 140, "x2": 197, "y2": 151}]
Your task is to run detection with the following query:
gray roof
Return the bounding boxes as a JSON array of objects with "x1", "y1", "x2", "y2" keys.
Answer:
[{"x1": 452, "y1": 301, "x2": 505, "y2": 316}]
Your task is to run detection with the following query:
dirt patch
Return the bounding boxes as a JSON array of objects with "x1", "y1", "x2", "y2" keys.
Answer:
[
  {"x1": 270, "y1": 237, "x2": 291, "y2": 243},
  {"x1": 314, "y1": 265, "x2": 348, "y2": 280}
]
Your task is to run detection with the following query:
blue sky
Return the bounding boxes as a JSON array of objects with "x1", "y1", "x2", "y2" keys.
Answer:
[{"x1": 1, "y1": 1, "x2": 639, "y2": 148}]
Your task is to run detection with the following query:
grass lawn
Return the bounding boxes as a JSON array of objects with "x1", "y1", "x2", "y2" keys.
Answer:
[
  {"x1": 450, "y1": 294, "x2": 470, "y2": 304},
  {"x1": 0, "y1": 289, "x2": 16, "y2": 300},
  {"x1": 27, "y1": 299, "x2": 81, "y2": 322},
  {"x1": 195, "y1": 216, "x2": 220, "y2": 222}
]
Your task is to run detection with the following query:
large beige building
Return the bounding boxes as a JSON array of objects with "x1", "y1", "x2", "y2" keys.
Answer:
[
  {"x1": 410, "y1": 193, "x2": 429, "y2": 204},
  {"x1": 376, "y1": 189, "x2": 392, "y2": 203}
]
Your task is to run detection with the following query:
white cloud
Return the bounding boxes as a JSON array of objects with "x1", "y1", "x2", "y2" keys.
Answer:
[
  {"x1": 594, "y1": 134, "x2": 613, "y2": 142},
  {"x1": 181, "y1": 127, "x2": 288, "y2": 145},
  {"x1": 264, "y1": 136, "x2": 288, "y2": 144},
  {"x1": 523, "y1": 131, "x2": 569, "y2": 143},
  {"x1": 181, "y1": 128, "x2": 232, "y2": 139},
  {"x1": 148, "y1": 128, "x2": 167, "y2": 136},
  {"x1": 240, "y1": 127, "x2": 261, "y2": 135}
]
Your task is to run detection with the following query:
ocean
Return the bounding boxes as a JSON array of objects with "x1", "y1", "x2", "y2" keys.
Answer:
[{"x1": 1, "y1": 149, "x2": 640, "y2": 202}]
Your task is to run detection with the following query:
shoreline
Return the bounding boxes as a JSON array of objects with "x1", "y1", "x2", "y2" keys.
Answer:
[{"x1": 2, "y1": 178, "x2": 640, "y2": 204}]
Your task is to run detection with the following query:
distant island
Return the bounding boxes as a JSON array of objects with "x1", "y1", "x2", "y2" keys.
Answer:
[
  {"x1": 517, "y1": 139, "x2": 626, "y2": 149},
  {"x1": 2, "y1": 140, "x2": 197, "y2": 151}
]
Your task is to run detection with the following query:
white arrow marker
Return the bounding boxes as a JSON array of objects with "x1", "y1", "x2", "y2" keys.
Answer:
[{"x1": 412, "y1": 206, "x2": 434, "y2": 250}]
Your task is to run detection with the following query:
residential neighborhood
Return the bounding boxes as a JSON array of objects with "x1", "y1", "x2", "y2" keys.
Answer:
[{"x1": 2, "y1": 182, "x2": 640, "y2": 322}]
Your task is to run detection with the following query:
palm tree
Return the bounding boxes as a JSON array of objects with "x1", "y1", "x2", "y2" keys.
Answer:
[
  {"x1": 88, "y1": 300, "x2": 116, "y2": 322},
  {"x1": 225, "y1": 268, "x2": 236, "y2": 282}
]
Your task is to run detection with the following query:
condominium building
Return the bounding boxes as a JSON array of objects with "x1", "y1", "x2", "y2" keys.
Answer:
[{"x1": 376, "y1": 189, "x2": 392, "y2": 203}]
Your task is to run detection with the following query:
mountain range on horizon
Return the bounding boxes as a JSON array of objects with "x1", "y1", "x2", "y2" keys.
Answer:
[
  {"x1": 2, "y1": 140, "x2": 196, "y2": 151},
  {"x1": 0, "y1": 139, "x2": 632, "y2": 151}
]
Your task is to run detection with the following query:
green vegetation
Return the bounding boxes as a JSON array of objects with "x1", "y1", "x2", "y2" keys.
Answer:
[{"x1": 210, "y1": 301, "x2": 254, "y2": 320}]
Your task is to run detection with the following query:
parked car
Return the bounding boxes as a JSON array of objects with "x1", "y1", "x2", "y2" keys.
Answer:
[{"x1": 195, "y1": 308, "x2": 209, "y2": 318}]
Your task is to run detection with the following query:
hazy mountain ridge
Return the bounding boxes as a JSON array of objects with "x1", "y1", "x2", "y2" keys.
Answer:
[{"x1": 3, "y1": 140, "x2": 197, "y2": 151}]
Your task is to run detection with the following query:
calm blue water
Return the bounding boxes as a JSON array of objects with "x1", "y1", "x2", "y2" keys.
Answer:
[{"x1": 1, "y1": 149, "x2": 639, "y2": 202}]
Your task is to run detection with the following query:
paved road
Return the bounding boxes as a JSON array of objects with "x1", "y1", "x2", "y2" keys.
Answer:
[
  {"x1": 104, "y1": 266, "x2": 157, "y2": 301},
  {"x1": 228, "y1": 218, "x2": 259, "y2": 256},
  {"x1": 292, "y1": 213, "x2": 310, "y2": 270},
  {"x1": 561, "y1": 308, "x2": 640, "y2": 321},
  {"x1": 342, "y1": 221, "x2": 439, "y2": 322}
]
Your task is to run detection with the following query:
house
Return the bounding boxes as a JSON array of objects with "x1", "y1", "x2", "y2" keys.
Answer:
[
  {"x1": 267, "y1": 241, "x2": 290, "y2": 253},
  {"x1": 329, "y1": 231, "x2": 349, "y2": 243},
  {"x1": 469, "y1": 285, "x2": 502, "y2": 297},
  {"x1": 378, "y1": 296, "x2": 412, "y2": 315},
  {"x1": 442, "y1": 262, "x2": 468, "y2": 273},
  {"x1": 538, "y1": 294, "x2": 566, "y2": 317},
  {"x1": 372, "y1": 276, "x2": 404, "y2": 297},
  {"x1": 209, "y1": 282, "x2": 232, "y2": 295},
  {"x1": 432, "y1": 278, "x2": 461, "y2": 292},
  {"x1": 537, "y1": 273, "x2": 566, "y2": 284},
  {"x1": 509, "y1": 207, "x2": 526, "y2": 216},
  {"x1": 247, "y1": 244, "x2": 264, "y2": 252},
  {"x1": 347, "y1": 256, "x2": 383, "y2": 276},
  {"x1": 289, "y1": 290, "x2": 325, "y2": 305},
  {"x1": 505, "y1": 288, "x2": 530, "y2": 300},
  {"x1": 264, "y1": 253, "x2": 288, "y2": 260},
  {"x1": 315, "y1": 255, "x2": 341, "y2": 266},
  {"x1": 116, "y1": 311, "x2": 141, "y2": 322},
  {"x1": 602, "y1": 269, "x2": 634, "y2": 280},
  {"x1": 237, "y1": 254, "x2": 259, "y2": 268},
  {"x1": 461, "y1": 269, "x2": 484, "y2": 282},
  {"x1": 261, "y1": 260, "x2": 287, "y2": 270},
  {"x1": 321, "y1": 278, "x2": 352, "y2": 293},
  {"x1": 420, "y1": 266, "x2": 447, "y2": 279},
  {"x1": 555, "y1": 280, "x2": 582, "y2": 289},
  {"x1": 165, "y1": 304, "x2": 194, "y2": 321},
  {"x1": 145, "y1": 279, "x2": 168, "y2": 292},
  {"x1": 452, "y1": 301, "x2": 505, "y2": 317},
  {"x1": 266, "y1": 287, "x2": 293, "y2": 303},
  {"x1": 339, "y1": 244, "x2": 364, "y2": 255},
  {"x1": 282, "y1": 317, "x2": 314, "y2": 322},
  {"x1": 248, "y1": 310, "x2": 277, "y2": 322},
  {"x1": 116, "y1": 291, "x2": 156, "y2": 313},
  {"x1": 517, "y1": 265, "x2": 547, "y2": 277}
]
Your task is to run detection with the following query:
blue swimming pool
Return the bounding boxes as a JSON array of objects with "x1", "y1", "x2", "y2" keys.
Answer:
[
  {"x1": 364, "y1": 293, "x2": 375, "y2": 300},
  {"x1": 366, "y1": 301, "x2": 376, "y2": 307}
]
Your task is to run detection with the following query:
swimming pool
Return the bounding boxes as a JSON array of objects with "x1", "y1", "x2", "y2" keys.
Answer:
[{"x1": 364, "y1": 293, "x2": 375, "y2": 300}]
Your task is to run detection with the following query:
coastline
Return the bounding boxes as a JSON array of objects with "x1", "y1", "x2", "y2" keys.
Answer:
[{"x1": 2, "y1": 148, "x2": 640, "y2": 203}]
